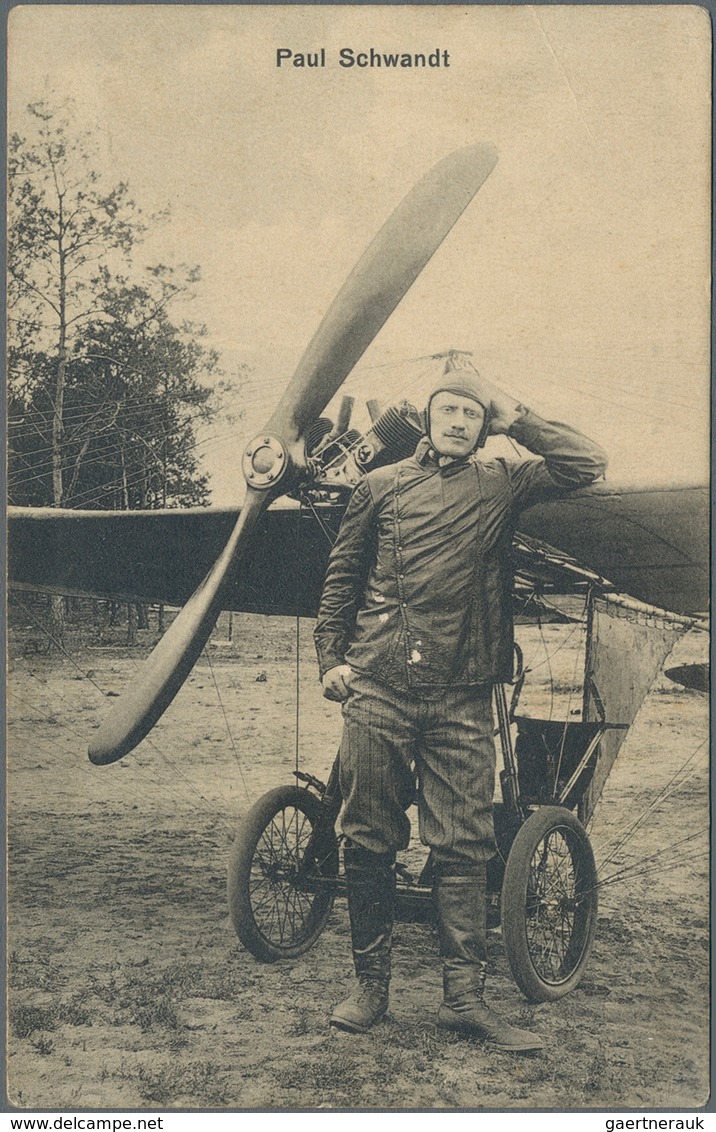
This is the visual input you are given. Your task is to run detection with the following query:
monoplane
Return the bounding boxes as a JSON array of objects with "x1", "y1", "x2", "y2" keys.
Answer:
[{"x1": 8, "y1": 143, "x2": 709, "y2": 1000}]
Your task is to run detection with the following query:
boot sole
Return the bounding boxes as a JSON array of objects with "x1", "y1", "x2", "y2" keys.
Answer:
[
  {"x1": 437, "y1": 1009, "x2": 543, "y2": 1053},
  {"x1": 330, "y1": 1006, "x2": 388, "y2": 1034},
  {"x1": 330, "y1": 1018, "x2": 370, "y2": 1034}
]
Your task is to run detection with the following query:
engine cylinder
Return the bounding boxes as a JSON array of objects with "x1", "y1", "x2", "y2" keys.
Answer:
[{"x1": 371, "y1": 400, "x2": 423, "y2": 460}]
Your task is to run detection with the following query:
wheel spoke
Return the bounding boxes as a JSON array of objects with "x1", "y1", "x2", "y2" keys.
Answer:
[
  {"x1": 524, "y1": 827, "x2": 583, "y2": 983},
  {"x1": 229, "y1": 789, "x2": 338, "y2": 960},
  {"x1": 502, "y1": 808, "x2": 598, "y2": 1001},
  {"x1": 229, "y1": 797, "x2": 338, "y2": 957}
]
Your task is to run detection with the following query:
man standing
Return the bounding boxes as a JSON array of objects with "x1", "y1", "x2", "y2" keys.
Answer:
[{"x1": 314, "y1": 363, "x2": 607, "y2": 1052}]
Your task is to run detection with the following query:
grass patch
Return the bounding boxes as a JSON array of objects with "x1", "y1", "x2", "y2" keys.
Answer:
[
  {"x1": 31, "y1": 1036, "x2": 55, "y2": 1056},
  {"x1": 10, "y1": 1005, "x2": 58, "y2": 1039},
  {"x1": 133, "y1": 1060, "x2": 230, "y2": 1106},
  {"x1": 10, "y1": 999, "x2": 93, "y2": 1039},
  {"x1": 89, "y1": 964, "x2": 198, "y2": 1031},
  {"x1": 9, "y1": 951, "x2": 66, "y2": 993},
  {"x1": 286, "y1": 1009, "x2": 311, "y2": 1037},
  {"x1": 583, "y1": 1050, "x2": 621, "y2": 1097},
  {"x1": 273, "y1": 1047, "x2": 364, "y2": 1094}
]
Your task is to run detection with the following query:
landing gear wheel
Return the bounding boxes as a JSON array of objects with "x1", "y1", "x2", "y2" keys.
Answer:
[
  {"x1": 228, "y1": 785, "x2": 339, "y2": 962},
  {"x1": 501, "y1": 806, "x2": 598, "y2": 1002}
]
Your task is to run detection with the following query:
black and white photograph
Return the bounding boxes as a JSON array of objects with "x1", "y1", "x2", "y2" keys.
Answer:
[{"x1": 6, "y1": 3, "x2": 710, "y2": 1113}]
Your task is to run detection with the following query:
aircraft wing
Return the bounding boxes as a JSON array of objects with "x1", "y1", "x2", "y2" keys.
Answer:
[
  {"x1": 7, "y1": 478, "x2": 708, "y2": 618},
  {"x1": 7, "y1": 501, "x2": 341, "y2": 618},
  {"x1": 517, "y1": 481, "x2": 707, "y2": 616}
]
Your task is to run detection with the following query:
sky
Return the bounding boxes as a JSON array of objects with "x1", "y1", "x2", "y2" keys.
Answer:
[{"x1": 8, "y1": 3, "x2": 712, "y2": 503}]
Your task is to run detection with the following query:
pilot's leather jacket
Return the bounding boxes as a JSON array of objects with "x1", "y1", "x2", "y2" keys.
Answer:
[{"x1": 314, "y1": 410, "x2": 607, "y2": 690}]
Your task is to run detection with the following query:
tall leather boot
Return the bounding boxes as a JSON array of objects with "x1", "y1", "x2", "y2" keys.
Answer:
[
  {"x1": 433, "y1": 872, "x2": 543, "y2": 1053},
  {"x1": 330, "y1": 845, "x2": 395, "y2": 1033}
]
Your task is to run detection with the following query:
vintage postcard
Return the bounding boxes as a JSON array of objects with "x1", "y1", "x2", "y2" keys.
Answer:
[{"x1": 6, "y1": 3, "x2": 711, "y2": 1115}]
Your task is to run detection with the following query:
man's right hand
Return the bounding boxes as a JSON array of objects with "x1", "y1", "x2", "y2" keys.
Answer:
[{"x1": 322, "y1": 664, "x2": 354, "y2": 702}]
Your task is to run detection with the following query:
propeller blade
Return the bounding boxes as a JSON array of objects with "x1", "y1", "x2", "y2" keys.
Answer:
[
  {"x1": 88, "y1": 142, "x2": 498, "y2": 764},
  {"x1": 267, "y1": 141, "x2": 498, "y2": 441},
  {"x1": 88, "y1": 488, "x2": 266, "y2": 764}
]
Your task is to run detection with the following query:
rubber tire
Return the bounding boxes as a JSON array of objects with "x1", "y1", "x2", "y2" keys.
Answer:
[
  {"x1": 228, "y1": 785, "x2": 338, "y2": 962},
  {"x1": 502, "y1": 806, "x2": 598, "y2": 1002}
]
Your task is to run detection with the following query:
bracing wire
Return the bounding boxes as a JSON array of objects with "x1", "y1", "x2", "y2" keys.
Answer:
[
  {"x1": 12, "y1": 597, "x2": 233, "y2": 829},
  {"x1": 9, "y1": 690, "x2": 199, "y2": 821},
  {"x1": 589, "y1": 827, "x2": 709, "y2": 894},
  {"x1": 533, "y1": 609, "x2": 555, "y2": 721},
  {"x1": 8, "y1": 426, "x2": 238, "y2": 507},
  {"x1": 525, "y1": 614, "x2": 590, "y2": 677},
  {"x1": 202, "y1": 643, "x2": 252, "y2": 805},
  {"x1": 294, "y1": 497, "x2": 305, "y2": 780},
  {"x1": 294, "y1": 615, "x2": 301, "y2": 782},
  {"x1": 15, "y1": 599, "x2": 112, "y2": 698},
  {"x1": 552, "y1": 589, "x2": 591, "y2": 789},
  {"x1": 301, "y1": 495, "x2": 339, "y2": 549},
  {"x1": 594, "y1": 738, "x2": 709, "y2": 874}
]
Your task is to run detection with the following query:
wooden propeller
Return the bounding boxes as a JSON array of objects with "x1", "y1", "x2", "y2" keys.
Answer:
[{"x1": 88, "y1": 142, "x2": 498, "y2": 764}]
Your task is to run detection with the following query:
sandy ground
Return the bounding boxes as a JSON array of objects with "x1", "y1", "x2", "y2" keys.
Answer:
[{"x1": 6, "y1": 606, "x2": 710, "y2": 1111}]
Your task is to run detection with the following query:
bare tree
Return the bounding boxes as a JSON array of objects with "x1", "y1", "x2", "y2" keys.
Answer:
[
  {"x1": 9, "y1": 99, "x2": 143, "y2": 507},
  {"x1": 9, "y1": 98, "x2": 145, "y2": 646},
  {"x1": 9, "y1": 98, "x2": 243, "y2": 646}
]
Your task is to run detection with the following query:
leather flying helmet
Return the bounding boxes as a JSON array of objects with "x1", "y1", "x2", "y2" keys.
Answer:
[{"x1": 426, "y1": 370, "x2": 495, "y2": 452}]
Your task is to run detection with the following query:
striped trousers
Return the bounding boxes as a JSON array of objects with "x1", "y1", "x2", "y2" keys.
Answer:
[{"x1": 339, "y1": 673, "x2": 496, "y2": 869}]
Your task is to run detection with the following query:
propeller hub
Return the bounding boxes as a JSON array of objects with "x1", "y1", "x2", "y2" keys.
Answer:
[{"x1": 242, "y1": 434, "x2": 289, "y2": 490}]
